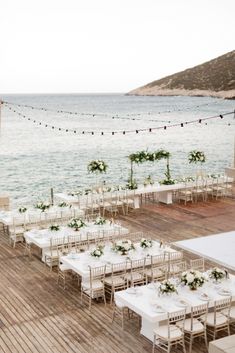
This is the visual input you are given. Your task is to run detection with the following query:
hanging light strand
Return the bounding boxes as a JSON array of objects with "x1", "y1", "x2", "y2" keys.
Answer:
[{"x1": 5, "y1": 104, "x2": 235, "y2": 136}]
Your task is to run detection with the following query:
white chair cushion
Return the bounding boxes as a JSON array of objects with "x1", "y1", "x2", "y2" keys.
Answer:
[
  {"x1": 104, "y1": 276, "x2": 125, "y2": 286},
  {"x1": 124, "y1": 272, "x2": 144, "y2": 281},
  {"x1": 177, "y1": 318, "x2": 204, "y2": 333},
  {"x1": 200, "y1": 312, "x2": 228, "y2": 327},
  {"x1": 44, "y1": 250, "x2": 58, "y2": 258},
  {"x1": 59, "y1": 263, "x2": 71, "y2": 272},
  {"x1": 145, "y1": 268, "x2": 164, "y2": 278},
  {"x1": 82, "y1": 280, "x2": 103, "y2": 290},
  {"x1": 154, "y1": 324, "x2": 183, "y2": 340}
]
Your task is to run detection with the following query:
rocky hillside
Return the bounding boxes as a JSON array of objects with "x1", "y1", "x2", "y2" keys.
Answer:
[{"x1": 128, "y1": 50, "x2": 235, "y2": 99}]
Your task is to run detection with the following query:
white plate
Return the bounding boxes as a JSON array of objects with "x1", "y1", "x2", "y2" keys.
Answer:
[
  {"x1": 176, "y1": 299, "x2": 188, "y2": 307},
  {"x1": 153, "y1": 306, "x2": 165, "y2": 313},
  {"x1": 218, "y1": 289, "x2": 232, "y2": 296},
  {"x1": 199, "y1": 294, "x2": 211, "y2": 301}
]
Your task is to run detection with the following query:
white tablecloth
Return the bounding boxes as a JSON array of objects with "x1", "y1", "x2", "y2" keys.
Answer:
[
  {"x1": 115, "y1": 274, "x2": 235, "y2": 341},
  {"x1": 61, "y1": 241, "x2": 177, "y2": 281},
  {"x1": 0, "y1": 206, "x2": 84, "y2": 227}
]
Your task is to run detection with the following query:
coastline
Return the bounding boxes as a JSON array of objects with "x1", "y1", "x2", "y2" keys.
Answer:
[{"x1": 127, "y1": 87, "x2": 235, "y2": 100}]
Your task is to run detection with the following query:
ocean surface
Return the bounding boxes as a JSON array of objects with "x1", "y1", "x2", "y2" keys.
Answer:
[{"x1": 0, "y1": 94, "x2": 234, "y2": 206}]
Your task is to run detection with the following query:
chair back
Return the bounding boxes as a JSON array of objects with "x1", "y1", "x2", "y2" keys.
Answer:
[
  {"x1": 190, "y1": 258, "x2": 205, "y2": 272},
  {"x1": 88, "y1": 265, "x2": 106, "y2": 289},
  {"x1": 190, "y1": 303, "x2": 208, "y2": 331},
  {"x1": 167, "y1": 309, "x2": 186, "y2": 338},
  {"x1": 213, "y1": 297, "x2": 232, "y2": 325}
]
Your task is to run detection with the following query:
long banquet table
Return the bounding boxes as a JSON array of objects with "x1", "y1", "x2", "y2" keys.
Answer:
[
  {"x1": 0, "y1": 205, "x2": 84, "y2": 227},
  {"x1": 56, "y1": 176, "x2": 232, "y2": 207},
  {"x1": 115, "y1": 274, "x2": 235, "y2": 342},
  {"x1": 61, "y1": 241, "x2": 179, "y2": 281},
  {"x1": 24, "y1": 223, "x2": 129, "y2": 261}
]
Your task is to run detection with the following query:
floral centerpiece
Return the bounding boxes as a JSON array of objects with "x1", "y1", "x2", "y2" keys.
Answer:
[
  {"x1": 49, "y1": 224, "x2": 60, "y2": 231},
  {"x1": 126, "y1": 178, "x2": 138, "y2": 190},
  {"x1": 68, "y1": 190, "x2": 83, "y2": 196},
  {"x1": 94, "y1": 216, "x2": 106, "y2": 225},
  {"x1": 18, "y1": 207, "x2": 27, "y2": 213},
  {"x1": 208, "y1": 267, "x2": 226, "y2": 282},
  {"x1": 144, "y1": 175, "x2": 154, "y2": 186},
  {"x1": 140, "y1": 238, "x2": 153, "y2": 249},
  {"x1": 188, "y1": 151, "x2": 206, "y2": 164},
  {"x1": 58, "y1": 202, "x2": 68, "y2": 207},
  {"x1": 112, "y1": 239, "x2": 135, "y2": 255},
  {"x1": 35, "y1": 201, "x2": 50, "y2": 212},
  {"x1": 181, "y1": 270, "x2": 206, "y2": 290},
  {"x1": 90, "y1": 245, "x2": 104, "y2": 258},
  {"x1": 68, "y1": 218, "x2": 86, "y2": 231},
  {"x1": 87, "y1": 160, "x2": 108, "y2": 173},
  {"x1": 158, "y1": 279, "x2": 177, "y2": 295}
]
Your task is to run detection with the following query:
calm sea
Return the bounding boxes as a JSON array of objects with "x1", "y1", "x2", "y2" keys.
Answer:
[{"x1": 0, "y1": 94, "x2": 234, "y2": 206}]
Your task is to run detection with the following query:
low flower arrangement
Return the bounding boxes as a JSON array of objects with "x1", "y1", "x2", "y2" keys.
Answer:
[
  {"x1": 68, "y1": 190, "x2": 83, "y2": 196},
  {"x1": 35, "y1": 201, "x2": 50, "y2": 212},
  {"x1": 112, "y1": 239, "x2": 135, "y2": 255},
  {"x1": 140, "y1": 238, "x2": 153, "y2": 249},
  {"x1": 49, "y1": 224, "x2": 60, "y2": 231},
  {"x1": 68, "y1": 218, "x2": 86, "y2": 231},
  {"x1": 58, "y1": 202, "x2": 68, "y2": 207},
  {"x1": 126, "y1": 178, "x2": 138, "y2": 190},
  {"x1": 181, "y1": 270, "x2": 206, "y2": 290},
  {"x1": 94, "y1": 217, "x2": 106, "y2": 225},
  {"x1": 188, "y1": 151, "x2": 206, "y2": 164},
  {"x1": 208, "y1": 267, "x2": 226, "y2": 282},
  {"x1": 158, "y1": 279, "x2": 177, "y2": 295},
  {"x1": 144, "y1": 175, "x2": 154, "y2": 186},
  {"x1": 18, "y1": 207, "x2": 27, "y2": 213},
  {"x1": 88, "y1": 160, "x2": 108, "y2": 173},
  {"x1": 90, "y1": 245, "x2": 104, "y2": 258}
]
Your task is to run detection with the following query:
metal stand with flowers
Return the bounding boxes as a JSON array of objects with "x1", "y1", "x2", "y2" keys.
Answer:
[
  {"x1": 87, "y1": 160, "x2": 108, "y2": 188},
  {"x1": 188, "y1": 150, "x2": 206, "y2": 177},
  {"x1": 128, "y1": 149, "x2": 173, "y2": 189}
]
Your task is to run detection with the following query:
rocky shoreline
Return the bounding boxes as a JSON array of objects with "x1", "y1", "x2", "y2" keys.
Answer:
[{"x1": 127, "y1": 87, "x2": 235, "y2": 100}]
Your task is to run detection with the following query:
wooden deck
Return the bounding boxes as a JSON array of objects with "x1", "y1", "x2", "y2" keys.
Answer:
[{"x1": 0, "y1": 197, "x2": 235, "y2": 353}]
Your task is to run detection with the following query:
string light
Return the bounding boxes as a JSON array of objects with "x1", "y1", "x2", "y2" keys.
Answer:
[
  {"x1": 2, "y1": 99, "x2": 223, "y2": 123},
  {"x1": 5, "y1": 104, "x2": 235, "y2": 136}
]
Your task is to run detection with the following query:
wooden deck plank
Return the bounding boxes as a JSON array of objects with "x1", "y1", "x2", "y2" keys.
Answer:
[{"x1": 0, "y1": 195, "x2": 235, "y2": 353}]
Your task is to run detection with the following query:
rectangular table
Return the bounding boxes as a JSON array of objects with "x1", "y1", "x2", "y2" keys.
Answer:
[
  {"x1": 61, "y1": 241, "x2": 178, "y2": 281},
  {"x1": 24, "y1": 223, "x2": 129, "y2": 261},
  {"x1": 174, "y1": 231, "x2": 235, "y2": 272},
  {"x1": 115, "y1": 275, "x2": 235, "y2": 342},
  {"x1": 0, "y1": 206, "x2": 84, "y2": 227}
]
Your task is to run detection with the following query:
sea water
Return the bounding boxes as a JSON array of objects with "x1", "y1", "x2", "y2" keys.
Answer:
[{"x1": 0, "y1": 94, "x2": 234, "y2": 206}]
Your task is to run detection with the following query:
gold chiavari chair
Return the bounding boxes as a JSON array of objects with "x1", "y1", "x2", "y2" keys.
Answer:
[
  {"x1": 123, "y1": 190, "x2": 135, "y2": 214},
  {"x1": 178, "y1": 182, "x2": 193, "y2": 205},
  {"x1": 57, "y1": 243, "x2": 72, "y2": 289},
  {"x1": 212, "y1": 176, "x2": 225, "y2": 200},
  {"x1": 44, "y1": 237, "x2": 65, "y2": 271},
  {"x1": 177, "y1": 303, "x2": 208, "y2": 353},
  {"x1": 124, "y1": 258, "x2": 146, "y2": 287},
  {"x1": 168, "y1": 260, "x2": 187, "y2": 279},
  {"x1": 9, "y1": 215, "x2": 26, "y2": 247},
  {"x1": 200, "y1": 297, "x2": 232, "y2": 340},
  {"x1": 189, "y1": 258, "x2": 205, "y2": 272},
  {"x1": 104, "y1": 261, "x2": 127, "y2": 304},
  {"x1": 145, "y1": 254, "x2": 166, "y2": 283},
  {"x1": 192, "y1": 177, "x2": 205, "y2": 202},
  {"x1": 153, "y1": 309, "x2": 186, "y2": 353},
  {"x1": 81, "y1": 265, "x2": 106, "y2": 310}
]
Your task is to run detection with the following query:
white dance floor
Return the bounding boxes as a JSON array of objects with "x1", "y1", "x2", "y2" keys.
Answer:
[{"x1": 174, "y1": 230, "x2": 235, "y2": 271}]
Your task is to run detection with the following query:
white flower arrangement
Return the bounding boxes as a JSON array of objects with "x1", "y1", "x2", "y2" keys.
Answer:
[
  {"x1": 68, "y1": 218, "x2": 86, "y2": 231},
  {"x1": 188, "y1": 151, "x2": 206, "y2": 164},
  {"x1": 126, "y1": 178, "x2": 138, "y2": 190},
  {"x1": 35, "y1": 201, "x2": 50, "y2": 212},
  {"x1": 144, "y1": 175, "x2": 154, "y2": 186},
  {"x1": 112, "y1": 239, "x2": 135, "y2": 255},
  {"x1": 90, "y1": 245, "x2": 104, "y2": 258},
  {"x1": 181, "y1": 270, "x2": 206, "y2": 290},
  {"x1": 94, "y1": 217, "x2": 106, "y2": 225},
  {"x1": 208, "y1": 267, "x2": 226, "y2": 282},
  {"x1": 49, "y1": 224, "x2": 60, "y2": 231},
  {"x1": 68, "y1": 190, "x2": 83, "y2": 196},
  {"x1": 158, "y1": 279, "x2": 177, "y2": 295},
  {"x1": 18, "y1": 207, "x2": 27, "y2": 213},
  {"x1": 140, "y1": 238, "x2": 153, "y2": 249},
  {"x1": 87, "y1": 160, "x2": 108, "y2": 174}
]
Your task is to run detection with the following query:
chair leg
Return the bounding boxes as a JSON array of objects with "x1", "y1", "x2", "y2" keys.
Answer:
[
  {"x1": 189, "y1": 335, "x2": 193, "y2": 353},
  {"x1": 204, "y1": 330, "x2": 208, "y2": 351}
]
